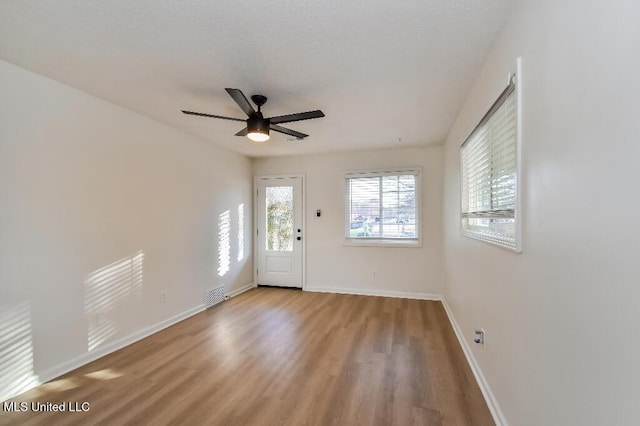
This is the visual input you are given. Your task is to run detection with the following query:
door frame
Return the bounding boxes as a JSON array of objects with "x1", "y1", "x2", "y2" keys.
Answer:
[{"x1": 253, "y1": 173, "x2": 306, "y2": 290}]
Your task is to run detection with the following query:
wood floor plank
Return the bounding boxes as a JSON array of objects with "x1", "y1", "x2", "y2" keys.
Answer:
[{"x1": 1, "y1": 288, "x2": 494, "y2": 426}]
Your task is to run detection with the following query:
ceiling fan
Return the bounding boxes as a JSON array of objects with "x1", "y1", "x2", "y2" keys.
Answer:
[{"x1": 182, "y1": 88, "x2": 325, "y2": 142}]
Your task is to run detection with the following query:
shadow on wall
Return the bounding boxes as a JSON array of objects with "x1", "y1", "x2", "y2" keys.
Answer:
[
  {"x1": 218, "y1": 203, "x2": 246, "y2": 279},
  {"x1": 0, "y1": 301, "x2": 39, "y2": 402},
  {"x1": 84, "y1": 251, "x2": 144, "y2": 352}
]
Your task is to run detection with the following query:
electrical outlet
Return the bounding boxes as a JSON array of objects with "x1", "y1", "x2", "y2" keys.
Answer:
[
  {"x1": 474, "y1": 329, "x2": 485, "y2": 345},
  {"x1": 160, "y1": 291, "x2": 167, "y2": 304}
]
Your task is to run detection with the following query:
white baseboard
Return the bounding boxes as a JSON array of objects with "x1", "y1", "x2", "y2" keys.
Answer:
[
  {"x1": 441, "y1": 298, "x2": 507, "y2": 426},
  {"x1": 305, "y1": 286, "x2": 442, "y2": 301},
  {"x1": 37, "y1": 304, "x2": 206, "y2": 386},
  {"x1": 225, "y1": 282, "x2": 257, "y2": 298}
]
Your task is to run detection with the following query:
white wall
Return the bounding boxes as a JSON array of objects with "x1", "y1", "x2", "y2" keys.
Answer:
[
  {"x1": 253, "y1": 146, "x2": 443, "y2": 297},
  {"x1": 442, "y1": 1, "x2": 640, "y2": 425},
  {"x1": 0, "y1": 59, "x2": 253, "y2": 401}
]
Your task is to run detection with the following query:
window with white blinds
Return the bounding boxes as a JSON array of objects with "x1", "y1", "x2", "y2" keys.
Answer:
[
  {"x1": 345, "y1": 168, "x2": 421, "y2": 246},
  {"x1": 461, "y1": 76, "x2": 521, "y2": 252}
]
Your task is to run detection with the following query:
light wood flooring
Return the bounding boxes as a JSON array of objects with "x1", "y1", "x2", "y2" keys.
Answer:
[{"x1": 1, "y1": 287, "x2": 493, "y2": 425}]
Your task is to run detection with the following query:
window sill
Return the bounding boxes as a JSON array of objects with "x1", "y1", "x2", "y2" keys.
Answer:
[
  {"x1": 343, "y1": 238, "x2": 422, "y2": 248},
  {"x1": 461, "y1": 229, "x2": 521, "y2": 253}
]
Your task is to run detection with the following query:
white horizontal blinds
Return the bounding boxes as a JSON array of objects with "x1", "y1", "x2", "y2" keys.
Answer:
[
  {"x1": 382, "y1": 174, "x2": 417, "y2": 239},
  {"x1": 346, "y1": 171, "x2": 418, "y2": 240},
  {"x1": 349, "y1": 177, "x2": 381, "y2": 237},
  {"x1": 489, "y1": 92, "x2": 516, "y2": 213},
  {"x1": 461, "y1": 82, "x2": 517, "y2": 249},
  {"x1": 461, "y1": 126, "x2": 491, "y2": 214}
]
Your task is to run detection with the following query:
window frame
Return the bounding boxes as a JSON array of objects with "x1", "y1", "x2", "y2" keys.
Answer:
[
  {"x1": 343, "y1": 167, "x2": 422, "y2": 248},
  {"x1": 460, "y1": 58, "x2": 522, "y2": 253}
]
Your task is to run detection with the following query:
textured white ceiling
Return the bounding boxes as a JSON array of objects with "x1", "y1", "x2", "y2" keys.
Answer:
[{"x1": 0, "y1": 0, "x2": 514, "y2": 157}]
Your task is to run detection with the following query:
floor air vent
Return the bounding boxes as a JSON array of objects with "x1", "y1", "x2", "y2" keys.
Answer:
[{"x1": 204, "y1": 286, "x2": 225, "y2": 307}]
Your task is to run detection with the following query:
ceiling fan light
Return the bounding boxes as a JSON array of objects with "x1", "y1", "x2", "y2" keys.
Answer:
[
  {"x1": 247, "y1": 115, "x2": 270, "y2": 142},
  {"x1": 247, "y1": 130, "x2": 270, "y2": 142}
]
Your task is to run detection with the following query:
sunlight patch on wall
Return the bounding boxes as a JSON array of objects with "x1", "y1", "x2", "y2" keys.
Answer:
[
  {"x1": 237, "y1": 203, "x2": 245, "y2": 262},
  {"x1": 218, "y1": 210, "x2": 231, "y2": 277},
  {"x1": 84, "y1": 251, "x2": 144, "y2": 351},
  {"x1": 0, "y1": 301, "x2": 39, "y2": 402}
]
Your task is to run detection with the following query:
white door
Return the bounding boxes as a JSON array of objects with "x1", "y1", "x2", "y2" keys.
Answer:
[{"x1": 256, "y1": 177, "x2": 303, "y2": 288}]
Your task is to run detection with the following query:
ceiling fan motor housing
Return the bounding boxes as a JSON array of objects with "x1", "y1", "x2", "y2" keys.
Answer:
[{"x1": 248, "y1": 115, "x2": 270, "y2": 133}]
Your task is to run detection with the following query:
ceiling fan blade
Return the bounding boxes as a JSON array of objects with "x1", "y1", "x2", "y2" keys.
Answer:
[
  {"x1": 235, "y1": 127, "x2": 249, "y2": 136},
  {"x1": 182, "y1": 110, "x2": 245, "y2": 122},
  {"x1": 268, "y1": 110, "x2": 325, "y2": 125},
  {"x1": 270, "y1": 124, "x2": 308, "y2": 139},
  {"x1": 225, "y1": 88, "x2": 256, "y2": 117}
]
